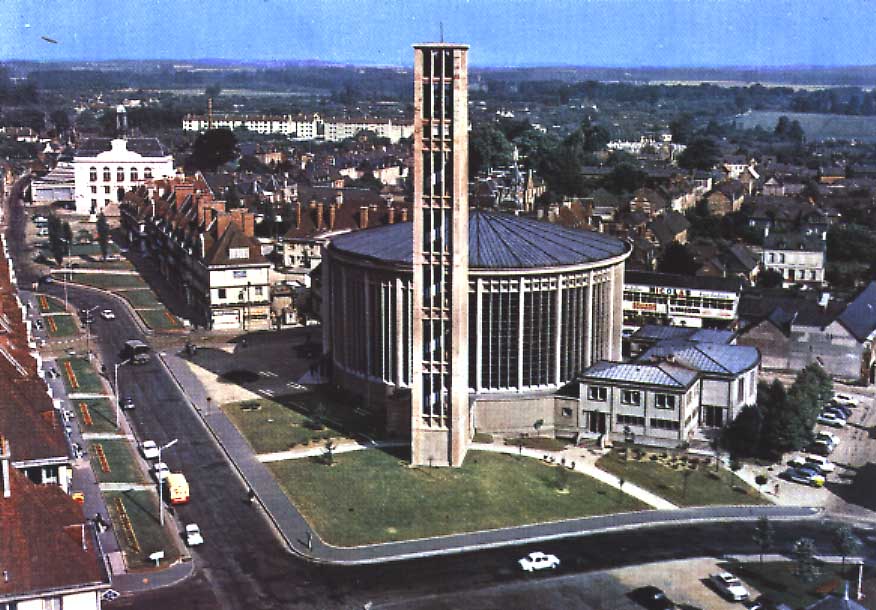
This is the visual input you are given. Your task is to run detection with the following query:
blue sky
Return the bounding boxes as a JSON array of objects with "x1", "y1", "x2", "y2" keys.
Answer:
[{"x1": 3, "y1": 0, "x2": 874, "y2": 67}]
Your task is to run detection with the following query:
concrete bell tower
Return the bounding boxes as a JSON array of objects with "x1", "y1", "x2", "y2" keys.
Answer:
[{"x1": 411, "y1": 43, "x2": 470, "y2": 467}]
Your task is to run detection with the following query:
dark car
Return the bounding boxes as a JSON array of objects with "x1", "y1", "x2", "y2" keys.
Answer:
[
  {"x1": 631, "y1": 586, "x2": 678, "y2": 610},
  {"x1": 826, "y1": 403, "x2": 852, "y2": 418},
  {"x1": 122, "y1": 396, "x2": 135, "y2": 410}
]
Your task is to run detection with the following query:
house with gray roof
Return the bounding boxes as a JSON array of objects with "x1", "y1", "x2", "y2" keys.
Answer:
[{"x1": 761, "y1": 230, "x2": 826, "y2": 288}]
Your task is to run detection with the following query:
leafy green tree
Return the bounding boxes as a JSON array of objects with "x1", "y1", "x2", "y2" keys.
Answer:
[
  {"x1": 831, "y1": 524, "x2": 861, "y2": 573},
  {"x1": 96, "y1": 213, "x2": 110, "y2": 260},
  {"x1": 47, "y1": 214, "x2": 66, "y2": 265},
  {"x1": 677, "y1": 137, "x2": 719, "y2": 171},
  {"x1": 757, "y1": 269, "x2": 784, "y2": 289},
  {"x1": 657, "y1": 242, "x2": 699, "y2": 276},
  {"x1": 669, "y1": 113, "x2": 695, "y2": 144},
  {"x1": 753, "y1": 517, "x2": 775, "y2": 565},
  {"x1": 469, "y1": 122, "x2": 514, "y2": 176},
  {"x1": 563, "y1": 119, "x2": 610, "y2": 158},
  {"x1": 187, "y1": 128, "x2": 238, "y2": 172},
  {"x1": 722, "y1": 404, "x2": 763, "y2": 457},
  {"x1": 792, "y1": 537, "x2": 820, "y2": 583},
  {"x1": 323, "y1": 438, "x2": 337, "y2": 466},
  {"x1": 602, "y1": 163, "x2": 647, "y2": 194},
  {"x1": 50, "y1": 110, "x2": 70, "y2": 133}
]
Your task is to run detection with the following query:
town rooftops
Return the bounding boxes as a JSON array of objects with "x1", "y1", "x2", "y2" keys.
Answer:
[
  {"x1": 581, "y1": 360, "x2": 699, "y2": 389},
  {"x1": 837, "y1": 281, "x2": 876, "y2": 342},
  {"x1": 75, "y1": 137, "x2": 168, "y2": 158},
  {"x1": 630, "y1": 324, "x2": 735, "y2": 345},
  {"x1": 625, "y1": 270, "x2": 742, "y2": 294},
  {"x1": 0, "y1": 468, "x2": 110, "y2": 603},
  {"x1": 763, "y1": 231, "x2": 826, "y2": 252},
  {"x1": 639, "y1": 341, "x2": 760, "y2": 376},
  {"x1": 330, "y1": 209, "x2": 629, "y2": 269}
]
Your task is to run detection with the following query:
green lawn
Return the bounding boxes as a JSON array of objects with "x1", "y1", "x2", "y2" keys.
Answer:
[
  {"x1": 59, "y1": 356, "x2": 106, "y2": 394},
  {"x1": 77, "y1": 259, "x2": 134, "y2": 271},
  {"x1": 67, "y1": 273, "x2": 147, "y2": 290},
  {"x1": 105, "y1": 490, "x2": 181, "y2": 570},
  {"x1": 596, "y1": 449, "x2": 769, "y2": 507},
  {"x1": 222, "y1": 397, "x2": 344, "y2": 454},
  {"x1": 45, "y1": 314, "x2": 78, "y2": 337},
  {"x1": 36, "y1": 294, "x2": 67, "y2": 313},
  {"x1": 730, "y1": 561, "x2": 852, "y2": 609},
  {"x1": 88, "y1": 439, "x2": 145, "y2": 484},
  {"x1": 75, "y1": 398, "x2": 119, "y2": 434},
  {"x1": 137, "y1": 308, "x2": 182, "y2": 330},
  {"x1": 118, "y1": 289, "x2": 161, "y2": 308},
  {"x1": 269, "y1": 449, "x2": 649, "y2": 546}
]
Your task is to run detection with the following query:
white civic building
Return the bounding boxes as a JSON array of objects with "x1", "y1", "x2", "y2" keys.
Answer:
[{"x1": 73, "y1": 138, "x2": 174, "y2": 215}]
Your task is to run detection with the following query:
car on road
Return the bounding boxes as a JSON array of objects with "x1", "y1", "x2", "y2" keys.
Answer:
[
  {"x1": 789, "y1": 454, "x2": 835, "y2": 474},
  {"x1": 36, "y1": 227, "x2": 49, "y2": 236},
  {"x1": 832, "y1": 393, "x2": 859, "y2": 407},
  {"x1": 39, "y1": 275, "x2": 54, "y2": 284},
  {"x1": 32, "y1": 215, "x2": 48, "y2": 223},
  {"x1": 817, "y1": 411, "x2": 846, "y2": 427},
  {"x1": 153, "y1": 462, "x2": 170, "y2": 481},
  {"x1": 34, "y1": 319, "x2": 44, "y2": 330},
  {"x1": 630, "y1": 585, "x2": 678, "y2": 610},
  {"x1": 140, "y1": 440, "x2": 160, "y2": 460},
  {"x1": 709, "y1": 571, "x2": 750, "y2": 601},
  {"x1": 121, "y1": 396, "x2": 135, "y2": 410},
  {"x1": 518, "y1": 551, "x2": 560, "y2": 572},
  {"x1": 185, "y1": 523, "x2": 204, "y2": 547},
  {"x1": 785, "y1": 467, "x2": 825, "y2": 487},
  {"x1": 100, "y1": 309, "x2": 115, "y2": 320}
]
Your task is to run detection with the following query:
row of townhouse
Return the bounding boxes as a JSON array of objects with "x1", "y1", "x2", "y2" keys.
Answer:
[
  {"x1": 0, "y1": 235, "x2": 112, "y2": 608},
  {"x1": 181, "y1": 112, "x2": 414, "y2": 143},
  {"x1": 119, "y1": 176, "x2": 272, "y2": 331}
]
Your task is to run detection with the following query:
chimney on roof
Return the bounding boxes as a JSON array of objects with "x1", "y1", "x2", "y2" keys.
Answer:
[
  {"x1": 316, "y1": 203, "x2": 325, "y2": 231},
  {"x1": 359, "y1": 206, "x2": 369, "y2": 229},
  {"x1": 1, "y1": 436, "x2": 11, "y2": 499},
  {"x1": 329, "y1": 203, "x2": 336, "y2": 230},
  {"x1": 217, "y1": 213, "x2": 231, "y2": 238},
  {"x1": 401, "y1": 208, "x2": 408, "y2": 223},
  {"x1": 296, "y1": 203, "x2": 302, "y2": 228},
  {"x1": 243, "y1": 212, "x2": 255, "y2": 237},
  {"x1": 388, "y1": 207, "x2": 395, "y2": 224}
]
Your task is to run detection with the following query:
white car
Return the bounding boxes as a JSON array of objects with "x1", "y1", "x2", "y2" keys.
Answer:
[
  {"x1": 789, "y1": 454, "x2": 835, "y2": 474},
  {"x1": 833, "y1": 393, "x2": 859, "y2": 407},
  {"x1": 100, "y1": 309, "x2": 115, "y2": 320},
  {"x1": 518, "y1": 551, "x2": 560, "y2": 572},
  {"x1": 153, "y1": 462, "x2": 170, "y2": 481},
  {"x1": 185, "y1": 523, "x2": 204, "y2": 547},
  {"x1": 709, "y1": 572, "x2": 750, "y2": 601},
  {"x1": 140, "y1": 440, "x2": 160, "y2": 460},
  {"x1": 817, "y1": 412, "x2": 846, "y2": 427},
  {"x1": 815, "y1": 431, "x2": 840, "y2": 446}
]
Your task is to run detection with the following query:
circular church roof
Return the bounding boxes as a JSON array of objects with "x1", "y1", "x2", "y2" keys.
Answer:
[{"x1": 329, "y1": 209, "x2": 629, "y2": 269}]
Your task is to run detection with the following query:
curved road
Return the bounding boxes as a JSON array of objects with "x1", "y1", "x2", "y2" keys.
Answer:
[{"x1": 4, "y1": 182, "x2": 872, "y2": 610}]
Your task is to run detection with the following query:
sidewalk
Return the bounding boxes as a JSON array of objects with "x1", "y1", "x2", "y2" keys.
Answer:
[{"x1": 160, "y1": 350, "x2": 822, "y2": 565}]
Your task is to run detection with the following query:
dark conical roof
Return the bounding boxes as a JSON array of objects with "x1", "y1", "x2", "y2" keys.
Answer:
[{"x1": 329, "y1": 209, "x2": 628, "y2": 269}]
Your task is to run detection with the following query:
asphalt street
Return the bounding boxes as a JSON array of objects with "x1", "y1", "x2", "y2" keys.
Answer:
[{"x1": 5, "y1": 184, "x2": 875, "y2": 610}]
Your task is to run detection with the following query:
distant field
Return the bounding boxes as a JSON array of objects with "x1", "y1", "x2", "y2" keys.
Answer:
[{"x1": 735, "y1": 110, "x2": 876, "y2": 142}]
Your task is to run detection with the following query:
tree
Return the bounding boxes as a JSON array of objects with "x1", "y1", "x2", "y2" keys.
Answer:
[
  {"x1": 757, "y1": 268, "x2": 784, "y2": 289},
  {"x1": 774, "y1": 115, "x2": 791, "y2": 137},
  {"x1": 602, "y1": 164, "x2": 647, "y2": 194},
  {"x1": 831, "y1": 524, "x2": 861, "y2": 574},
  {"x1": 760, "y1": 379, "x2": 809, "y2": 458},
  {"x1": 669, "y1": 113, "x2": 695, "y2": 144},
  {"x1": 555, "y1": 464, "x2": 569, "y2": 492},
  {"x1": 187, "y1": 128, "x2": 238, "y2": 172},
  {"x1": 791, "y1": 537, "x2": 820, "y2": 583},
  {"x1": 533, "y1": 418, "x2": 544, "y2": 437},
  {"x1": 96, "y1": 213, "x2": 110, "y2": 260},
  {"x1": 50, "y1": 110, "x2": 70, "y2": 133},
  {"x1": 204, "y1": 84, "x2": 222, "y2": 99},
  {"x1": 722, "y1": 404, "x2": 763, "y2": 458},
  {"x1": 752, "y1": 517, "x2": 775, "y2": 566},
  {"x1": 787, "y1": 121, "x2": 805, "y2": 144},
  {"x1": 677, "y1": 137, "x2": 719, "y2": 171},
  {"x1": 322, "y1": 438, "x2": 337, "y2": 466},
  {"x1": 47, "y1": 213, "x2": 66, "y2": 266},
  {"x1": 224, "y1": 186, "x2": 242, "y2": 210},
  {"x1": 657, "y1": 242, "x2": 699, "y2": 276},
  {"x1": 469, "y1": 122, "x2": 514, "y2": 176}
]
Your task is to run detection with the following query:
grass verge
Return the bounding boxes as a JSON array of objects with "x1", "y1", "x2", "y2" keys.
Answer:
[
  {"x1": 58, "y1": 356, "x2": 106, "y2": 394},
  {"x1": 117, "y1": 289, "x2": 162, "y2": 308},
  {"x1": 222, "y1": 397, "x2": 345, "y2": 454},
  {"x1": 66, "y1": 273, "x2": 147, "y2": 290},
  {"x1": 504, "y1": 437, "x2": 568, "y2": 452},
  {"x1": 269, "y1": 448, "x2": 649, "y2": 546},
  {"x1": 45, "y1": 314, "x2": 78, "y2": 337},
  {"x1": 88, "y1": 439, "x2": 146, "y2": 484},
  {"x1": 596, "y1": 449, "x2": 769, "y2": 507},
  {"x1": 75, "y1": 398, "x2": 118, "y2": 434},
  {"x1": 105, "y1": 490, "x2": 181, "y2": 571},
  {"x1": 37, "y1": 294, "x2": 67, "y2": 313},
  {"x1": 137, "y1": 308, "x2": 182, "y2": 330}
]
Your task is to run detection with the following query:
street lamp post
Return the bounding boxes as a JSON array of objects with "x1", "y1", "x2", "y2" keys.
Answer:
[
  {"x1": 113, "y1": 358, "x2": 131, "y2": 428},
  {"x1": 84, "y1": 305, "x2": 99, "y2": 360},
  {"x1": 157, "y1": 439, "x2": 178, "y2": 526}
]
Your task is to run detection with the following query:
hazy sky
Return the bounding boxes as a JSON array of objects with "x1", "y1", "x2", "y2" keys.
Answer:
[{"x1": 3, "y1": 0, "x2": 874, "y2": 67}]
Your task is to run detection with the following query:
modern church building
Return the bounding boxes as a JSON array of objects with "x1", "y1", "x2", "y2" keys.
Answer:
[{"x1": 320, "y1": 42, "x2": 631, "y2": 465}]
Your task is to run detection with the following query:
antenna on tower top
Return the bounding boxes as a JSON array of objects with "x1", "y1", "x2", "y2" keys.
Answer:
[{"x1": 440, "y1": 22, "x2": 444, "y2": 43}]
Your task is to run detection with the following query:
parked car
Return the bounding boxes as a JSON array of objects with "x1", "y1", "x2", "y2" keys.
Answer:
[
  {"x1": 122, "y1": 396, "x2": 135, "y2": 410},
  {"x1": 832, "y1": 393, "x2": 859, "y2": 407},
  {"x1": 815, "y1": 431, "x2": 840, "y2": 446},
  {"x1": 810, "y1": 439, "x2": 836, "y2": 456},
  {"x1": 785, "y1": 467, "x2": 825, "y2": 487},
  {"x1": 153, "y1": 462, "x2": 170, "y2": 481},
  {"x1": 36, "y1": 227, "x2": 49, "y2": 236},
  {"x1": 518, "y1": 551, "x2": 560, "y2": 572},
  {"x1": 789, "y1": 454, "x2": 835, "y2": 474},
  {"x1": 817, "y1": 411, "x2": 846, "y2": 427},
  {"x1": 100, "y1": 309, "x2": 115, "y2": 320},
  {"x1": 34, "y1": 319, "x2": 44, "y2": 330},
  {"x1": 710, "y1": 572, "x2": 750, "y2": 601},
  {"x1": 630, "y1": 585, "x2": 678, "y2": 610},
  {"x1": 826, "y1": 403, "x2": 852, "y2": 418},
  {"x1": 185, "y1": 523, "x2": 204, "y2": 546},
  {"x1": 39, "y1": 275, "x2": 54, "y2": 284},
  {"x1": 140, "y1": 440, "x2": 159, "y2": 460}
]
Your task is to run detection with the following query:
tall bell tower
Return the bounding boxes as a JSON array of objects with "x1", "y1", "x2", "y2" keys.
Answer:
[{"x1": 411, "y1": 43, "x2": 470, "y2": 467}]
